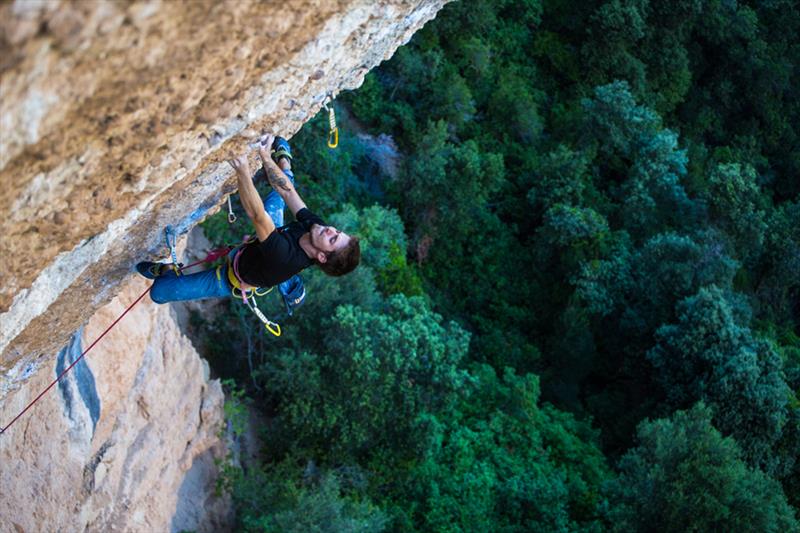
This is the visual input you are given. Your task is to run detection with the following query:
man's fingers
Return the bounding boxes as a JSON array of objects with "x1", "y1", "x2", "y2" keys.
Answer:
[{"x1": 228, "y1": 155, "x2": 248, "y2": 170}]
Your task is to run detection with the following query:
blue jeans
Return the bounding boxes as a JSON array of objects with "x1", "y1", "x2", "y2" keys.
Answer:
[{"x1": 150, "y1": 167, "x2": 304, "y2": 304}]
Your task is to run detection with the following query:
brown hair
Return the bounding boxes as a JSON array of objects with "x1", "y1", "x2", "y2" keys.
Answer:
[{"x1": 319, "y1": 236, "x2": 361, "y2": 277}]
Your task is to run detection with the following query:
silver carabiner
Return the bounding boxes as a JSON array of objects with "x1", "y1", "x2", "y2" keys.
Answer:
[
  {"x1": 227, "y1": 195, "x2": 237, "y2": 223},
  {"x1": 243, "y1": 296, "x2": 281, "y2": 336}
]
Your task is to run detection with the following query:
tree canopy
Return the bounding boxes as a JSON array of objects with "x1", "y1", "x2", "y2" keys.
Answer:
[{"x1": 201, "y1": 0, "x2": 800, "y2": 529}]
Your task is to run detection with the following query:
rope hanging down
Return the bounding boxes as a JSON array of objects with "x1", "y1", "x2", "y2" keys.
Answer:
[
  {"x1": 0, "y1": 284, "x2": 152, "y2": 435},
  {"x1": 0, "y1": 249, "x2": 227, "y2": 436}
]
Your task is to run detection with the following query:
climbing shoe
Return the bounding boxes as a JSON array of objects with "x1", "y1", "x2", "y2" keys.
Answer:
[
  {"x1": 271, "y1": 136, "x2": 292, "y2": 165},
  {"x1": 136, "y1": 261, "x2": 166, "y2": 279}
]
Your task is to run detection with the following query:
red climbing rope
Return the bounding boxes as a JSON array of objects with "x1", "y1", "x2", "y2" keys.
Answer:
[
  {"x1": 0, "y1": 249, "x2": 231, "y2": 436},
  {"x1": 0, "y1": 284, "x2": 152, "y2": 435}
]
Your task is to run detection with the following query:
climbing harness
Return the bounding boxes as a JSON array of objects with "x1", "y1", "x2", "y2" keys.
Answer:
[
  {"x1": 322, "y1": 94, "x2": 338, "y2": 149},
  {"x1": 227, "y1": 244, "x2": 282, "y2": 336},
  {"x1": 165, "y1": 225, "x2": 281, "y2": 336},
  {"x1": 227, "y1": 195, "x2": 237, "y2": 223}
]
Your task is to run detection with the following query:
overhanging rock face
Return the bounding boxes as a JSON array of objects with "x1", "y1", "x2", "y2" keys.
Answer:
[{"x1": 0, "y1": 0, "x2": 449, "y2": 398}]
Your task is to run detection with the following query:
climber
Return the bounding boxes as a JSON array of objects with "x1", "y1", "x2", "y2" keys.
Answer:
[{"x1": 136, "y1": 134, "x2": 361, "y2": 307}]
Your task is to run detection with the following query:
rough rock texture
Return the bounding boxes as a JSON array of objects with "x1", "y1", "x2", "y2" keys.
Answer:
[
  {"x1": 0, "y1": 278, "x2": 230, "y2": 532},
  {"x1": 0, "y1": 0, "x2": 449, "y2": 397},
  {"x1": 0, "y1": 0, "x2": 449, "y2": 529}
]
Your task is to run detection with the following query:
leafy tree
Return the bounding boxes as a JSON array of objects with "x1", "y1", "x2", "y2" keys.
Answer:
[
  {"x1": 397, "y1": 120, "x2": 505, "y2": 253},
  {"x1": 488, "y1": 70, "x2": 544, "y2": 144},
  {"x1": 605, "y1": 403, "x2": 798, "y2": 532},
  {"x1": 526, "y1": 144, "x2": 591, "y2": 216},
  {"x1": 429, "y1": 65, "x2": 476, "y2": 131},
  {"x1": 647, "y1": 286, "x2": 793, "y2": 475},
  {"x1": 328, "y1": 204, "x2": 423, "y2": 297},
  {"x1": 582, "y1": 81, "x2": 695, "y2": 238},
  {"x1": 705, "y1": 162, "x2": 767, "y2": 262},
  {"x1": 394, "y1": 365, "x2": 609, "y2": 532},
  {"x1": 536, "y1": 203, "x2": 609, "y2": 274},
  {"x1": 640, "y1": 30, "x2": 691, "y2": 114},
  {"x1": 578, "y1": 232, "x2": 738, "y2": 338},
  {"x1": 258, "y1": 295, "x2": 471, "y2": 463},
  {"x1": 576, "y1": 232, "x2": 739, "y2": 450},
  {"x1": 757, "y1": 201, "x2": 800, "y2": 327},
  {"x1": 581, "y1": 0, "x2": 648, "y2": 94},
  {"x1": 220, "y1": 461, "x2": 387, "y2": 533},
  {"x1": 390, "y1": 119, "x2": 535, "y2": 370}
]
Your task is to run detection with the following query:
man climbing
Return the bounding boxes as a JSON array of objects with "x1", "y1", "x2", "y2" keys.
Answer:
[{"x1": 136, "y1": 134, "x2": 361, "y2": 309}]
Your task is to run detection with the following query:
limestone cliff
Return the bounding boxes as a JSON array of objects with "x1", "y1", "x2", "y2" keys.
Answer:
[
  {"x1": 0, "y1": 0, "x2": 448, "y2": 392},
  {"x1": 0, "y1": 278, "x2": 230, "y2": 531},
  {"x1": 0, "y1": 0, "x2": 448, "y2": 530}
]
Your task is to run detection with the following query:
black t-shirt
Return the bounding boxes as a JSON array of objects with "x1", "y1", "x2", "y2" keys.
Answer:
[{"x1": 236, "y1": 208, "x2": 326, "y2": 288}]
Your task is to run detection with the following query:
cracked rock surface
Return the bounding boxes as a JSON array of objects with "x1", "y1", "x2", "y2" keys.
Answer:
[
  {"x1": 0, "y1": 0, "x2": 448, "y2": 395},
  {"x1": 0, "y1": 278, "x2": 230, "y2": 532},
  {"x1": 0, "y1": 0, "x2": 448, "y2": 529}
]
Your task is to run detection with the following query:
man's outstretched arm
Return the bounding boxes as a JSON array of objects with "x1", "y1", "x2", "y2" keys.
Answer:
[
  {"x1": 258, "y1": 134, "x2": 307, "y2": 216},
  {"x1": 229, "y1": 154, "x2": 275, "y2": 242}
]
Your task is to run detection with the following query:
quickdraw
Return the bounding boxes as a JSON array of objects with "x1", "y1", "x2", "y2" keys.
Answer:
[
  {"x1": 243, "y1": 295, "x2": 281, "y2": 337},
  {"x1": 322, "y1": 94, "x2": 338, "y2": 149},
  {"x1": 164, "y1": 225, "x2": 182, "y2": 276},
  {"x1": 227, "y1": 195, "x2": 237, "y2": 223}
]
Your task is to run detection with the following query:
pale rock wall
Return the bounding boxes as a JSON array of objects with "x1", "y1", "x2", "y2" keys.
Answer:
[
  {"x1": 0, "y1": 278, "x2": 230, "y2": 532},
  {"x1": 0, "y1": 0, "x2": 449, "y2": 396},
  {"x1": 0, "y1": 0, "x2": 450, "y2": 530}
]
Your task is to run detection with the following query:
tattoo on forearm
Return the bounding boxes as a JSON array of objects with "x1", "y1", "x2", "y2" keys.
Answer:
[{"x1": 266, "y1": 166, "x2": 292, "y2": 192}]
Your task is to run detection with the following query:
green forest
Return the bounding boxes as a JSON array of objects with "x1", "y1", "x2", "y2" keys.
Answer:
[{"x1": 198, "y1": 0, "x2": 800, "y2": 530}]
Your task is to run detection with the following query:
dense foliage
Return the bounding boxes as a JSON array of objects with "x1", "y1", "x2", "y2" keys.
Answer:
[
  {"x1": 605, "y1": 403, "x2": 797, "y2": 532},
  {"x1": 200, "y1": 0, "x2": 799, "y2": 530}
]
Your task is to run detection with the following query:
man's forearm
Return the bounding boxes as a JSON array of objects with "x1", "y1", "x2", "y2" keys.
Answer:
[
  {"x1": 227, "y1": 153, "x2": 275, "y2": 241},
  {"x1": 237, "y1": 168, "x2": 266, "y2": 221},
  {"x1": 265, "y1": 162, "x2": 293, "y2": 193},
  {"x1": 256, "y1": 136, "x2": 306, "y2": 215},
  {"x1": 260, "y1": 156, "x2": 297, "y2": 199}
]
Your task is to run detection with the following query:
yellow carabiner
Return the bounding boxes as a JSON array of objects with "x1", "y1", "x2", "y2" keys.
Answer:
[
  {"x1": 327, "y1": 127, "x2": 339, "y2": 149},
  {"x1": 254, "y1": 286, "x2": 273, "y2": 297},
  {"x1": 265, "y1": 321, "x2": 281, "y2": 337},
  {"x1": 323, "y1": 96, "x2": 338, "y2": 149}
]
